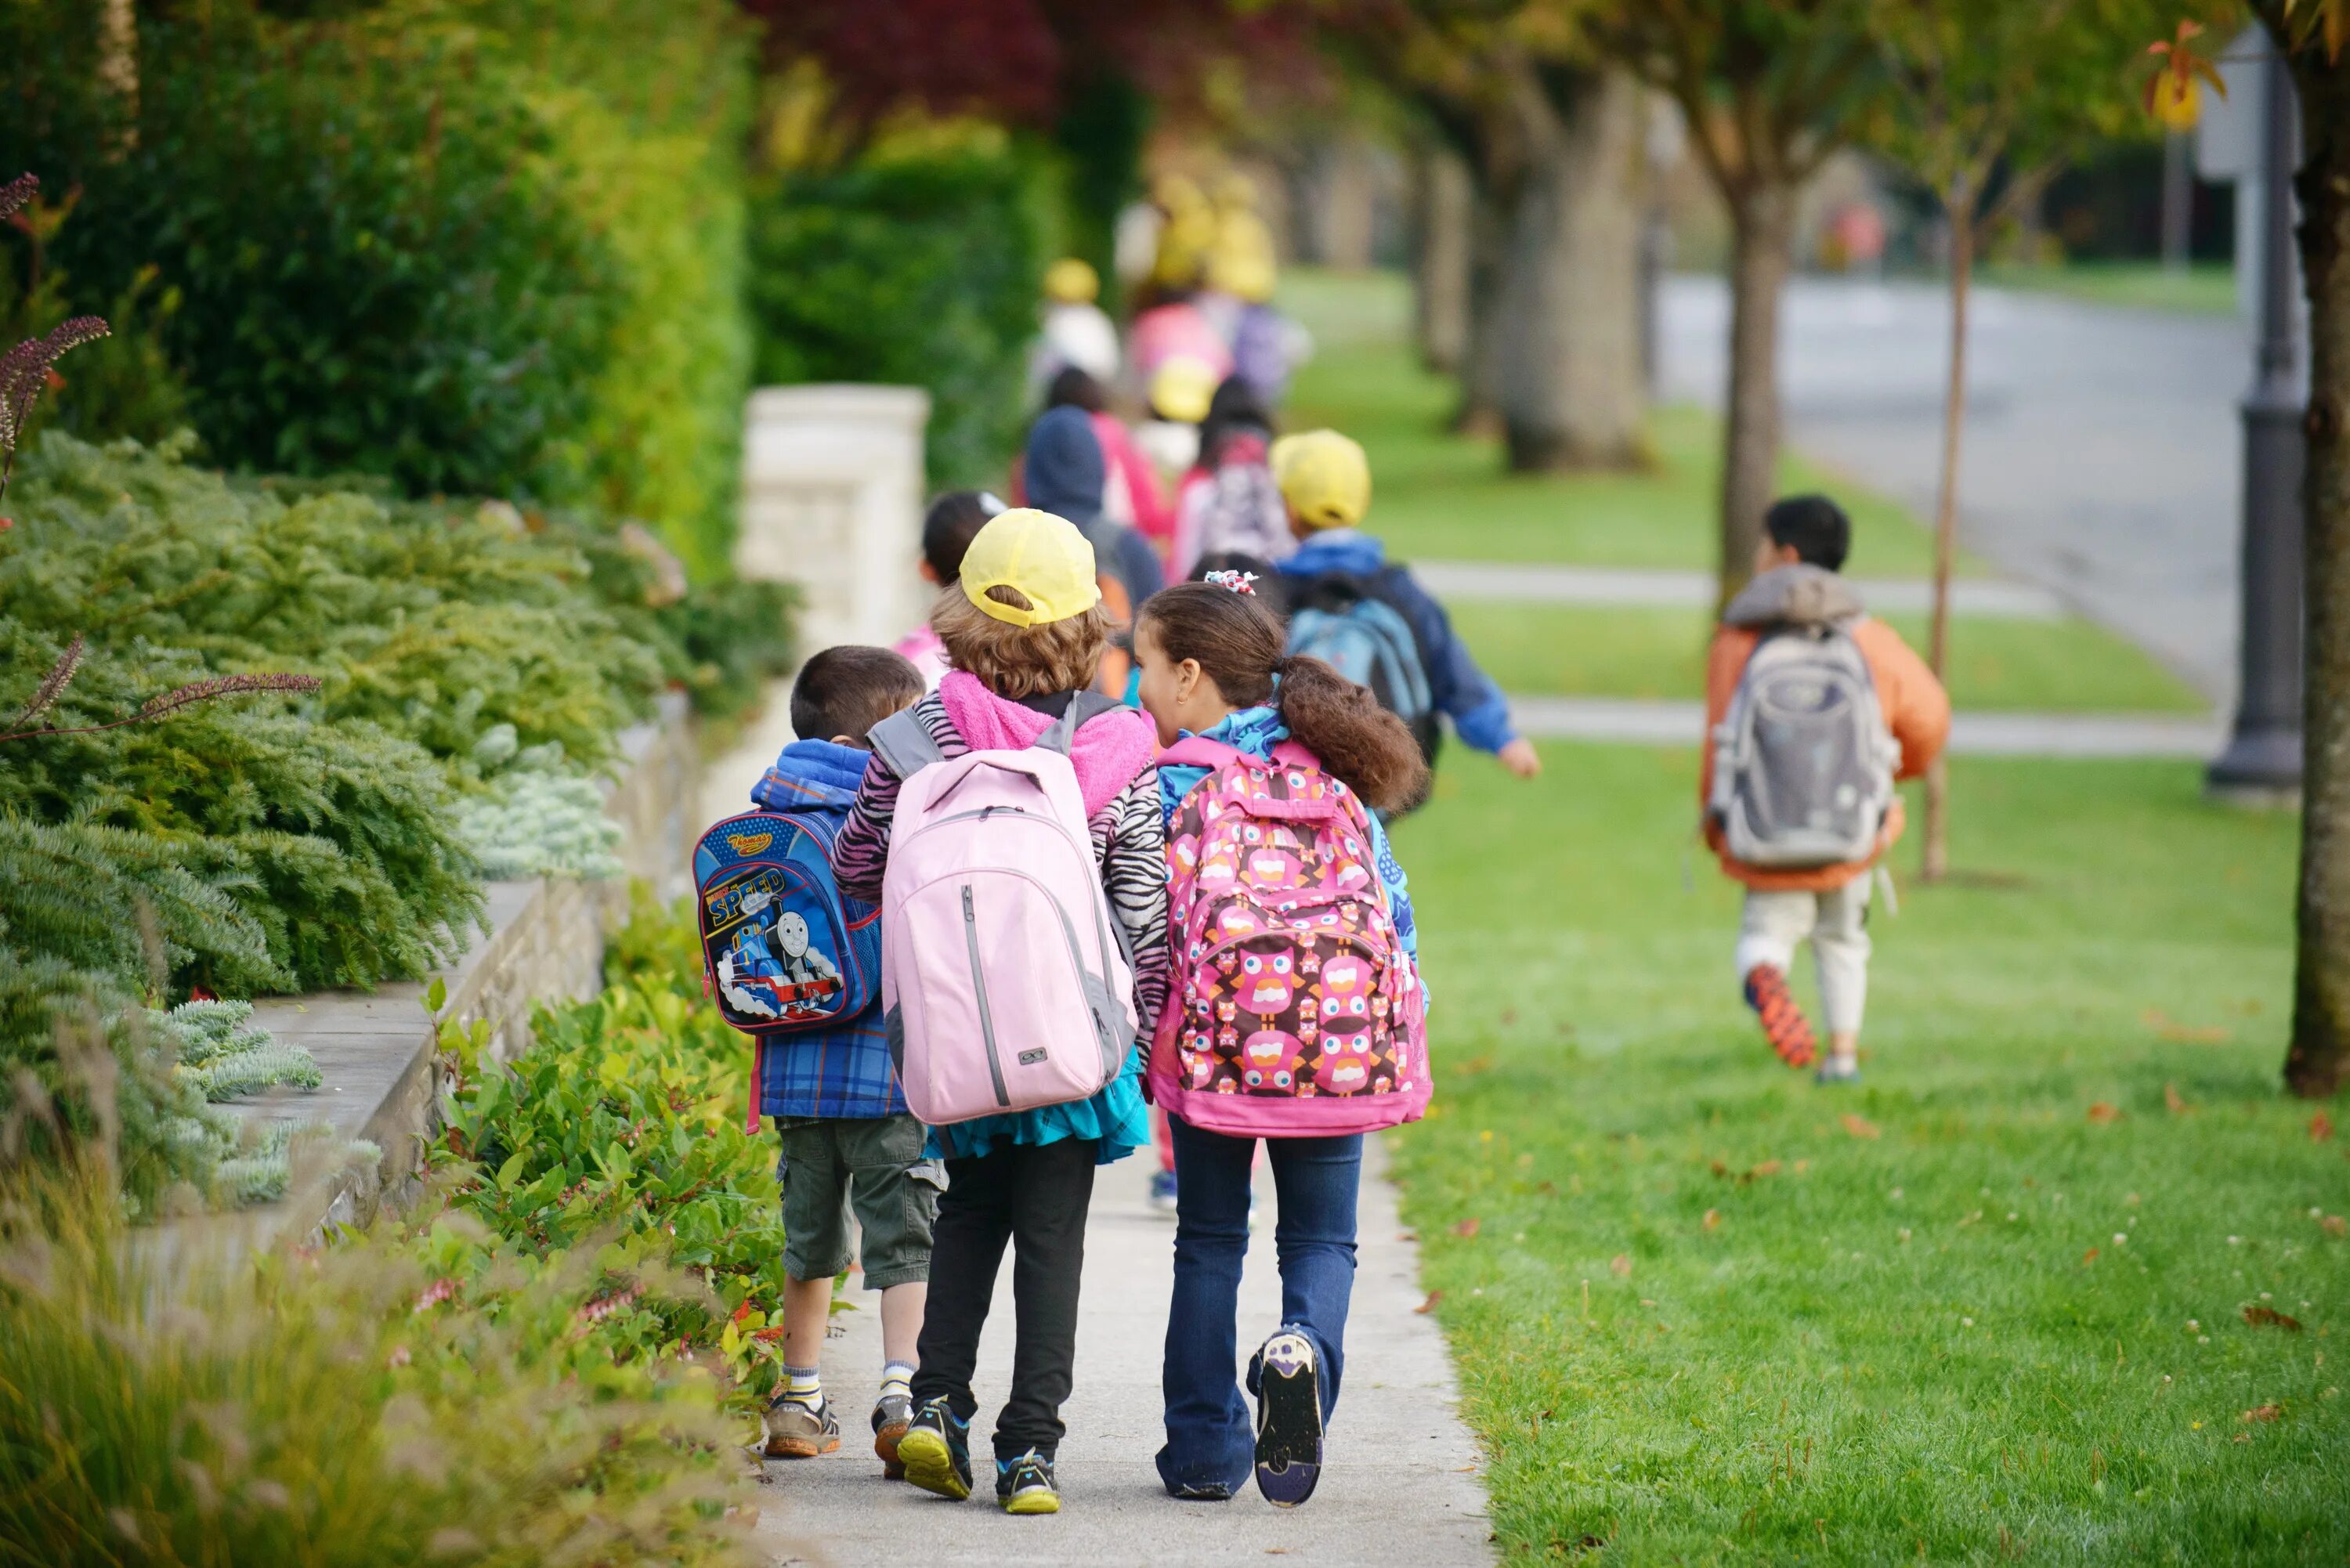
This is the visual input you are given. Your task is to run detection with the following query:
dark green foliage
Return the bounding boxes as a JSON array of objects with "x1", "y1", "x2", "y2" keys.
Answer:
[
  {"x1": 656, "y1": 576, "x2": 801, "y2": 729},
  {"x1": 0, "y1": 0, "x2": 754, "y2": 573},
  {"x1": 749, "y1": 148, "x2": 1052, "y2": 487}
]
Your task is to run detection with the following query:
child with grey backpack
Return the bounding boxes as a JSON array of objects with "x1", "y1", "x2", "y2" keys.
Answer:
[{"x1": 1700, "y1": 497, "x2": 1950, "y2": 1082}]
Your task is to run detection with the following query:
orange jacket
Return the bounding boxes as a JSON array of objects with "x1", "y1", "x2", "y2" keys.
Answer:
[{"x1": 1699, "y1": 570, "x2": 1950, "y2": 892}]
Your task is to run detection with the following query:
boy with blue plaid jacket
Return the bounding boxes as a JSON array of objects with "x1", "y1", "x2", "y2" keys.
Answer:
[{"x1": 750, "y1": 645, "x2": 938, "y2": 1475}]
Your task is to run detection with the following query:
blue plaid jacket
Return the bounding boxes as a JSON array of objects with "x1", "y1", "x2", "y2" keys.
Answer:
[{"x1": 747, "y1": 740, "x2": 904, "y2": 1120}]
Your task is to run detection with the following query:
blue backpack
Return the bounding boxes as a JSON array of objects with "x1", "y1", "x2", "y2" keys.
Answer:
[
  {"x1": 693, "y1": 810, "x2": 880, "y2": 1040},
  {"x1": 1287, "y1": 572, "x2": 1439, "y2": 762}
]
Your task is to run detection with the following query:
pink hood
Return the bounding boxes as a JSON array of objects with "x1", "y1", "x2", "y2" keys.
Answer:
[{"x1": 937, "y1": 670, "x2": 1154, "y2": 817}]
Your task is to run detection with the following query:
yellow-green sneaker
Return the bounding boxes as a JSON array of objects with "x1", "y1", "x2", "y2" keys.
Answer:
[
  {"x1": 897, "y1": 1397, "x2": 973, "y2": 1501},
  {"x1": 996, "y1": 1448, "x2": 1060, "y2": 1515}
]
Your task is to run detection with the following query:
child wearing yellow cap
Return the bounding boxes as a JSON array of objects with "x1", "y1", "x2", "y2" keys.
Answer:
[
  {"x1": 1271, "y1": 431, "x2": 1542, "y2": 785},
  {"x1": 828, "y1": 508, "x2": 1170, "y2": 1517}
]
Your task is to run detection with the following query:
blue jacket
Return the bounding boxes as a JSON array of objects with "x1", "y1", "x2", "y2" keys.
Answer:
[
  {"x1": 1157, "y1": 705, "x2": 1419, "y2": 961},
  {"x1": 747, "y1": 740, "x2": 904, "y2": 1121},
  {"x1": 1276, "y1": 530, "x2": 1517, "y2": 754}
]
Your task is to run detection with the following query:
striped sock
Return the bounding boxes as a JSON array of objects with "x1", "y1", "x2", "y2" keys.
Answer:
[
  {"x1": 780, "y1": 1364, "x2": 822, "y2": 1411},
  {"x1": 880, "y1": 1360, "x2": 914, "y2": 1402}
]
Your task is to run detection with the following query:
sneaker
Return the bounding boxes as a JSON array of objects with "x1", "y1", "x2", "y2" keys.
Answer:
[
  {"x1": 1815, "y1": 1055, "x2": 1860, "y2": 1085},
  {"x1": 761, "y1": 1395, "x2": 841, "y2": 1459},
  {"x1": 1168, "y1": 1478, "x2": 1234, "y2": 1502},
  {"x1": 873, "y1": 1390, "x2": 913, "y2": 1479},
  {"x1": 1253, "y1": 1330, "x2": 1325, "y2": 1508},
  {"x1": 896, "y1": 1396, "x2": 972, "y2": 1501},
  {"x1": 1148, "y1": 1169, "x2": 1179, "y2": 1213},
  {"x1": 1742, "y1": 964, "x2": 1817, "y2": 1069},
  {"x1": 996, "y1": 1448, "x2": 1061, "y2": 1515}
]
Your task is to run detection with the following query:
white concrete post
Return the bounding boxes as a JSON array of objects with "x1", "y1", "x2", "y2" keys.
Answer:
[{"x1": 738, "y1": 385, "x2": 931, "y2": 655}]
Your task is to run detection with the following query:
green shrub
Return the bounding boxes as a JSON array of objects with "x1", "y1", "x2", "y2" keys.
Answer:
[
  {"x1": 749, "y1": 147, "x2": 1053, "y2": 488},
  {"x1": 0, "y1": 0, "x2": 755, "y2": 573}
]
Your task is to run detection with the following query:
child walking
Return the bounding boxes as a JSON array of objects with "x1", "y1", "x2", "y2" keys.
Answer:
[
  {"x1": 744, "y1": 646, "x2": 933, "y2": 1472},
  {"x1": 830, "y1": 508, "x2": 1170, "y2": 1515},
  {"x1": 1701, "y1": 495, "x2": 1950, "y2": 1081},
  {"x1": 894, "y1": 490, "x2": 1005, "y2": 688},
  {"x1": 1133, "y1": 576, "x2": 1432, "y2": 1507}
]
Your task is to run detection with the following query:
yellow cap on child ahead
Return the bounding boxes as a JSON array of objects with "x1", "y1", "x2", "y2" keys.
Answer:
[
  {"x1": 959, "y1": 508, "x2": 1101, "y2": 627},
  {"x1": 1149, "y1": 356, "x2": 1218, "y2": 425},
  {"x1": 1043, "y1": 257, "x2": 1099, "y2": 305},
  {"x1": 1271, "y1": 429, "x2": 1371, "y2": 530}
]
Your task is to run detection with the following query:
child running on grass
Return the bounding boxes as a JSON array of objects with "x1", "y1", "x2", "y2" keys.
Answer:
[
  {"x1": 830, "y1": 508, "x2": 1170, "y2": 1516},
  {"x1": 1134, "y1": 575, "x2": 1432, "y2": 1507},
  {"x1": 1701, "y1": 495, "x2": 1950, "y2": 1082},
  {"x1": 747, "y1": 645, "x2": 933, "y2": 1472}
]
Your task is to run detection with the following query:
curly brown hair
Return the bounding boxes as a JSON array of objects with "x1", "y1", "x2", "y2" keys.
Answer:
[
  {"x1": 1137, "y1": 581, "x2": 1430, "y2": 816},
  {"x1": 931, "y1": 583, "x2": 1113, "y2": 699}
]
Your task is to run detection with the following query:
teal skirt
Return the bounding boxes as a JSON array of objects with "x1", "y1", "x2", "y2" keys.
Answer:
[{"x1": 924, "y1": 1048, "x2": 1149, "y2": 1165}]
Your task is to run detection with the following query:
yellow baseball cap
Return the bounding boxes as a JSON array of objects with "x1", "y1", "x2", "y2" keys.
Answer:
[
  {"x1": 959, "y1": 508, "x2": 1101, "y2": 627},
  {"x1": 1149, "y1": 356, "x2": 1218, "y2": 425},
  {"x1": 1043, "y1": 256, "x2": 1099, "y2": 305},
  {"x1": 1271, "y1": 429, "x2": 1372, "y2": 530}
]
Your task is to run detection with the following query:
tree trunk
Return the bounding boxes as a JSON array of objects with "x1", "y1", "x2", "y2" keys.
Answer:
[
  {"x1": 1457, "y1": 180, "x2": 1509, "y2": 436},
  {"x1": 1412, "y1": 143, "x2": 1476, "y2": 377},
  {"x1": 1921, "y1": 197, "x2": 1974, "y2": 883},
  {"x1": 2283, "y1": 36, "x2": 2350, "y2": 1100},
  {"x1": 1495, "y1": 68, "x2": 1647, "y2": 471},
  {"x1": 1719, "y1": 179, "x2": 1798, "y2": 605}
]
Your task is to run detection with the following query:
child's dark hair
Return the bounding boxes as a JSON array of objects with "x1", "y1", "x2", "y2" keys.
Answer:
[
  {"x1": 1198, "y1": 374, "x2": 1272, "y2": 467},
  {"x1": 790, "y1": 645, "x2": 924, "y2": 746},
  {"x1": 921, "y1": 490, "x2": 1001, "y2": 583},
  {"x1": 1046, "y1": 366, "x2": 1108, "y2": 414},
  {"x1": 1189, "y1": 550, "x2": 1288, "y2": 616},
  {"x1": 1763, "y1": 493, "x2": 1851, "y2": 572},
  {"x1": 1138, "y1": 582, "x2": 1428, "y2": 816}
]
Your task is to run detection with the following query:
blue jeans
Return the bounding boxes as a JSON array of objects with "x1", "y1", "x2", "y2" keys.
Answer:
[{"x1": 1155, "y1": 1114, "x2": 1362, "y2": 1494}]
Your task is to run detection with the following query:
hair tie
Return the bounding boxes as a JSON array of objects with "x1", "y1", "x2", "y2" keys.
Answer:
[{"x1": 1203, "y1": 569, "x2": 1259, "y2": 595}]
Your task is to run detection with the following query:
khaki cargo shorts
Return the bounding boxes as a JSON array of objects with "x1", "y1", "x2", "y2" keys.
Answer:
[{"x1": 774, "y1": 1114, "x2": 943, "y2": 1291}]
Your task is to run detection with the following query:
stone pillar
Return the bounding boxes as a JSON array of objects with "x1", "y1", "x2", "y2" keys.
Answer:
[{"x1": 738, "y1": 385, "x2": 931, "y2": 655}]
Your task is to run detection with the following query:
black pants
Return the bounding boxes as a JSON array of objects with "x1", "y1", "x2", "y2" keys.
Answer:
[{"x1": 909, "y1": 1136, "x2": 1098, "y2": 1458}]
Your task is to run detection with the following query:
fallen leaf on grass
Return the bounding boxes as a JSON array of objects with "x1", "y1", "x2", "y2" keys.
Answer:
[
  {"x1": 2165, "y1": 1082, "x2": 2193, "y2": 1115},
  {"x1": 2241, "y1": 1404, "x2": 2282, "y2": 1423},
  {"x1": 2143, "y1": 1007, "x2": 2229, "y2": 1043},
  {"x1": 1746, "y1": 1159, "x2": 1783, "y2": 1183},
  {"x1": 2314, "y1": 1111, "x2": 2336, "y2": 1143},
  {"x1": 1455, "y1": 1055, "x2": 1495, "y2": 1078},
  {"x1": 1415, "y1": 1291, "x2": 1443, "y2": 1314},
  {"x1": 2082, "y1": 1248, "x2": 2100, "y2": 1264},
  {"x1": 1703, "y1": 1208, "x2": 1721, "y2": 1231},
  {"x1": 2088, "y1": 1102, "x2": 2124, "y2": 1124},
  {"x1": 1841, "y1": 1112, "x2": 1881, "y2": 1140},
  {"x1": 1451, "y1": 1217, "x2": 1481, "y2": 1238},
  {"x1": 2243, "y1": 1305, "x2": 2303, "y2": 1331},
  {"x1": 1609, "y1": 1253, "x2": 1632, "y2": 1277},
  {"x1": 2323, "y1": 1215, "x2": 2348, "y2": 1237}
]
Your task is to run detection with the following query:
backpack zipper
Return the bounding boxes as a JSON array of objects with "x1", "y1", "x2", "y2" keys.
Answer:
[{"x1": 962, "y1": 883, "x2": 1011, "y2": 1107}]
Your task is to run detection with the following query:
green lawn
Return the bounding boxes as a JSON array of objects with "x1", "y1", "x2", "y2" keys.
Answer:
[
  {"x1": 1384, "y1": 746, "x2": 2345, "y2": 1563},
  {"x1": 1278, "y1": 269, "x2": 1966, "y2": 577},
  {"x1": 1458, "y1": 602, "x2": 2207, "y2": 714},
  {"x1": 1980, "y1": 261, "x2": 2238, "y2": 318}
]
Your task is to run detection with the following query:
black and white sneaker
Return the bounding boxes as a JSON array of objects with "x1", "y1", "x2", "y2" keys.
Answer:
[{"x1": 1252, "y1": 1329, "x2": 1325, "y2": 1507}]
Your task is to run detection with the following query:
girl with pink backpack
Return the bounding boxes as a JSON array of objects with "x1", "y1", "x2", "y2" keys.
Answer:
[
  {"x1": 1132, "y1": 576, "x2": 1433, "y2": 1508},
  {"x1": 829, "y1": 508, "x2": 1169, "y2": 1517}
]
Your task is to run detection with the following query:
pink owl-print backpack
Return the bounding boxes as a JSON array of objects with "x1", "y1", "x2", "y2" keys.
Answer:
[{"x1": 1147, "y1": 736, "x2": 1430, "y2": 1138}]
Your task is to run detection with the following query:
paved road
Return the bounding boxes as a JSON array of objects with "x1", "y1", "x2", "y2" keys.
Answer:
[
  {"x1": 1660, "y1": 275, "x2": 2253, "y2": 704},
  {"x1": 751, "y1": 1139, "x2": 1495, "y2": 1568}
]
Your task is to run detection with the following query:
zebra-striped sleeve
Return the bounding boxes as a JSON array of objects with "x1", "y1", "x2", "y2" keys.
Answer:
[
  {"x1": 1094, "y1": 771, "x2": 1171, "y2": 1036},
  {"x1": 830, "y1": 753, "x2": 902, "y2": 902}
]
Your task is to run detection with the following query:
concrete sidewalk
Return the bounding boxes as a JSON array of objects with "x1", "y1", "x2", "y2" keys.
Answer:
[
  {"x1": 1413, "y1": 560, "x2": 2068, "y2": 620},
  {"x1": 1507, "y1": 693, "x2": 2225, "y2": 757},
  {"x1": 752, "y1": 1140, "x2": 1494, "y2": 1568}
]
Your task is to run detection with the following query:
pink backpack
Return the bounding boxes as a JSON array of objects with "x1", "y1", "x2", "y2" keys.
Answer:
[
  {"x1": 868, "y1": 699, "x2": 1139, "y2": 1126},
  {"x1": 1148, "y1": 737, "x2": 1430, "y2": 1137}
]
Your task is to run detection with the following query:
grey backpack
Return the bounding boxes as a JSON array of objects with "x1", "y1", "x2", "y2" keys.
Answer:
[{"x1": 1708, "y1": 623, "x2": 1898, "y2": 868}]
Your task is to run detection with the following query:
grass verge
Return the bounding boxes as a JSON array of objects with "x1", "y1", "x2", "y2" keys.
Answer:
[
  {"x1": 1384, "y1": 744, "x2": 2345, "y2": 1564},
  {"x1": 1980, "y1": 262, "x2": 2237, "y2": 317},
  {"x1": 1457, "y1": 602, "x2": 2207, "y2": 714}
]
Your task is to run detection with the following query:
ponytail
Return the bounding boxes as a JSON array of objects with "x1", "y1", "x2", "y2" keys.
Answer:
[
  {"x1": 1271, "y1": 654, "x2": 1430, "y2": 817},
  {"x1": 1138, "y1": 583, "x2": 1433, "y2": 816}
]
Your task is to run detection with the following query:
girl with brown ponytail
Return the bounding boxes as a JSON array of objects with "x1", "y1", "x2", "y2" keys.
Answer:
[{"x1": 1132, "y1": 575, "x2": 1430, "y2": 1507}]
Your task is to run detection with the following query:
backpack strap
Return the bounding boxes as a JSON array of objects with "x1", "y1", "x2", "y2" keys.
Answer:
[
  {"x1": 1036, "y1": 689, "x2": 1123, "y2": 756},
  {"x1": 866, "y1": 708, "x2": 944, "y2": 780}
]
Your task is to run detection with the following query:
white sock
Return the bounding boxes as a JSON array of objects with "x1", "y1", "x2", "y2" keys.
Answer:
[
  {"x1": 880, "y1": 1360, "x2": 914, "y2": 1401},
  {"x1": 781, "y1": 1364, "x2": 822, "y2": 1410}
]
